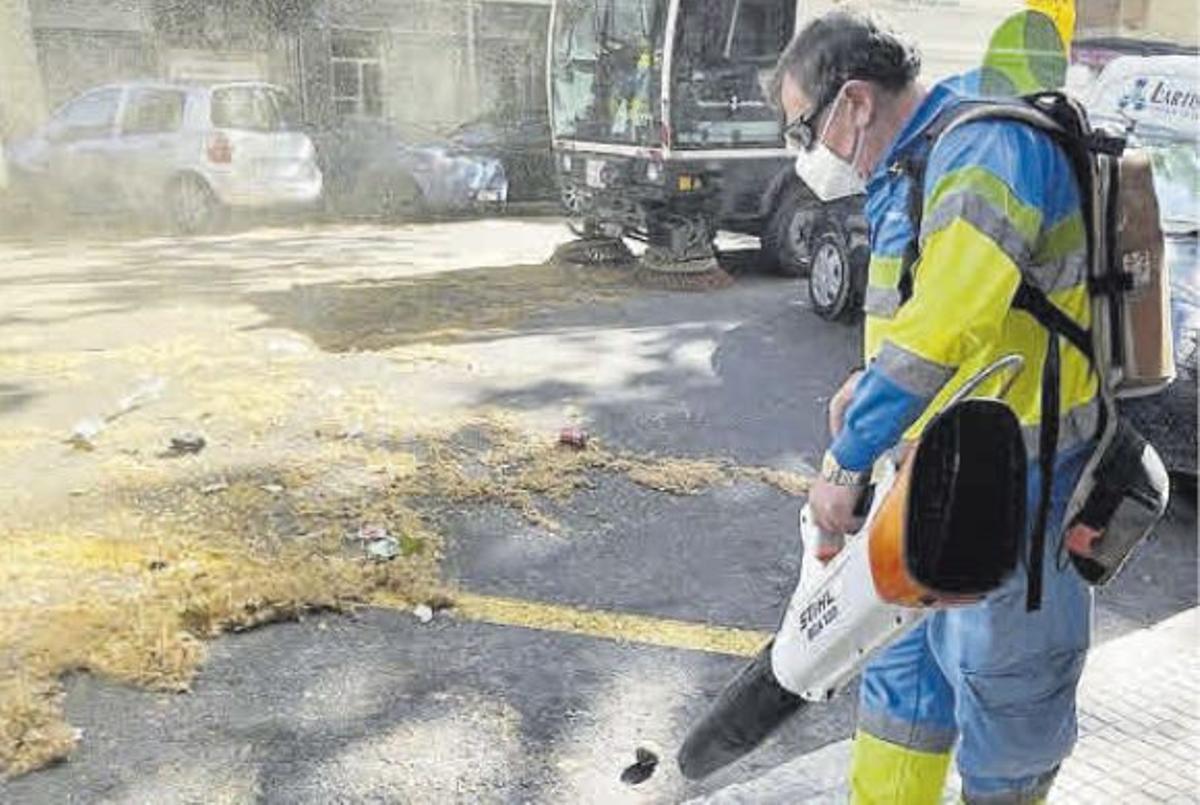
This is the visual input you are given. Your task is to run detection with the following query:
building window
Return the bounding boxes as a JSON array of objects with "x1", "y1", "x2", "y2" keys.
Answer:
[{"x1": 331, "y1": 31, "x2": 383, "y2": 117}]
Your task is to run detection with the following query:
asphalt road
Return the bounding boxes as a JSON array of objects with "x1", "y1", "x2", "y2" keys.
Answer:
[{"x1": 1, "y1": 221, "x2": 1194, "y2": 804}]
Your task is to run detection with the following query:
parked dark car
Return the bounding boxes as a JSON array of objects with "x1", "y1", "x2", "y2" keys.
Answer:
[
  {"x1": 446, "y1": 109, "x2": 555, "y2": 203},
  {"x1": 314, "y1": 117, "x2": 508, "y2": 219}
]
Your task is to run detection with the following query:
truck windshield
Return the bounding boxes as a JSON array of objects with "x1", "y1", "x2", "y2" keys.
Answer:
[
  {"x1": 550, "y1": 0, "x2": 666, "y2": 145},
  {"x1": 670, "y1": 0, "x2": 795, "y2": 149}
]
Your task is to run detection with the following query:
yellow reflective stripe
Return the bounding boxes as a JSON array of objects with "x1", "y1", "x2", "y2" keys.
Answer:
[
  {"x1": 900, "y1": 279, "x2": 1096, "y2": 443},
  {"x1": 924, "y1": 166, "x2": 1043, "y2": 247},
  {"x1": 869, "y1": 255, "x2": 904, "y2": 289},
  {"x1": 883, "y1": 219, "x2": 1022, "y2": 370},
  {"x1": 1038, "y1": 211, "x2": 1086, "y2": 262},
  {"x1": 850, "y1": 729, "x2": 951, "y2": 805},
  {"x1": 864, "y1": 315, "x2": 891, "y2": 362}
]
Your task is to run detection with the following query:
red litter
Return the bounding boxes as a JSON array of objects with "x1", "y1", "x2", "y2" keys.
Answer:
[{"x1": 559, "y1": 427, "x2": 589, "y2": 449}]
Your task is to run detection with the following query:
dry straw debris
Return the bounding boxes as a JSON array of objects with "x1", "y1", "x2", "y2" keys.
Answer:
[{"x1": 0, "y1": 418, "x2": 810, "y2": 777}]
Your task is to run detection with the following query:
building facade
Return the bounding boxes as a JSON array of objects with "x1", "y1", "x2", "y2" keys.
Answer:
[{"x1": 1, "y1": 0, "x2": 549, "y2": 138}]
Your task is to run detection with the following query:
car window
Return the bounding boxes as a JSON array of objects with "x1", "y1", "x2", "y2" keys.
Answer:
[
  {"x1": 121, "y1": 90, "x2": 186, "y2": 136},
  {"x1": 51, "y1": 89, "x2": 121, "y2": 141},
  {"x1": 1143, "y1": 141, "x2": 1200, "y2": 231},
  {"x1": 211, "y1": 87, "x2": 280, "y2": 132},
  {"x1": 268, "y1": 89, "x2": 301, "y2": 130}
]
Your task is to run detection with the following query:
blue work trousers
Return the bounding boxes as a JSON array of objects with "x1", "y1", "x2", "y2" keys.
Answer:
[{"x1": 858, "y1": 441, "x2": 1094, "y2": 801}]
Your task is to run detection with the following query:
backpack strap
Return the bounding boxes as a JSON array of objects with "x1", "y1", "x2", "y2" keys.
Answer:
[
  {"x1": 894, "y1": 100, "x2": 999, "y2": 303},
  {"x1": 1012, "y1": 283, "x2": 1093, "y2": 361}
]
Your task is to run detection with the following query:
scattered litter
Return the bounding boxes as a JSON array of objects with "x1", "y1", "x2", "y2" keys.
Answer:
[
  {"x1": 147, "y1": 560, "x2": 168, "y2": 572},
  {"x1": 350, "y1": 524, "x2": 401, "y2": 562},
  {"x1": 200, "y1": 481, "x2": 229, "y2": 495},
  {"x1": 66, "y1": 417, "x2": 105, "y2": 451},
  {"x1": 413, "y1": 604, "x2": 434, "y2": 624},
  {"x1": 620, "y1": 746, "x2": 659, "y2": 786},
  {"x1": 366, "y1": 536, "x2": 400, "y2": 562},
  {"x1": 115, "y1": 376, "x2": 167, "y2": 418},
  {"x1": 68, "y1": 378, "x2": 167, "y2": 450},
  {"x1": 559, "y1": 427, "x2": 589, "y2": 449},
  {"x1": 350, "y1": 524, "x2": 389, "y2": 543},
  {"x1": 260, "y1": 483, "x2": 285, "y2": 495},
  {"x1": 166, "y1": 432, "x2": 207, "y2": 457},
  {"x1": 267, "y1": 337, "x2": 310, "y2": 356}
]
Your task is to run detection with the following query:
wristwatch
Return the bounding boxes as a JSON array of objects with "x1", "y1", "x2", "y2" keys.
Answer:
[{"x1": 820, "y1": 451, "x2": 871, "y2": 487}]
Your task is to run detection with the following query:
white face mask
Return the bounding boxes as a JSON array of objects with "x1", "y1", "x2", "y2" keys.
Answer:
[{"x1": 793, "y1": 93, "x2": 866, "y2": 201}]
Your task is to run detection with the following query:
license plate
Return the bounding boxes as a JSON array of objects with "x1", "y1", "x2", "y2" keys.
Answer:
[
  {"x1": 476, "y1": 189, "x2": 505, "y2": 203},
  {"x1": 254, "y1": 159, "x2": 303, "y2": 180},
  {"x1": 586, "y1": 159, "x2": 606, "y2": 188}
]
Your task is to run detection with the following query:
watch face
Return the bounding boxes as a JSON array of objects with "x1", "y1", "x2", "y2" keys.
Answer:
[
  {"x1": 820, "y1": 452, "x2": 868, "y2": 486},
  {"x1": 821, "y1": 452, "x2": 838, "y2": 476}
]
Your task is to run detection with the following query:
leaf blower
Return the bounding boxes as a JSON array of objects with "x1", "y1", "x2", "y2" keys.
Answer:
[{"x1": 677, "y1": 356, "x2": 1030, "y2": 780}]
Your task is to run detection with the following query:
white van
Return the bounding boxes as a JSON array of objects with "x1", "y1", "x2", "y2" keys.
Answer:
[
  {"x1": 5, "y1": 81, "x2": 323, "y2": 233},
  {"x1": 1086, "y1": 55, "x2": 1199, "y2": 478}
]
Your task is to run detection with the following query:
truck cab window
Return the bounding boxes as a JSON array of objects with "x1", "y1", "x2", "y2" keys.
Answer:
[
  {"x1": 672, "y1": 0, "x2": 795, "y2": 149},
  {"x1": 550, "y1": 0, "x2": 665, "y2": 145}
]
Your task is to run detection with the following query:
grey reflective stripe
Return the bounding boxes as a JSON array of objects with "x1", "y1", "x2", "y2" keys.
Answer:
[
  {"x1": 1021, "y1": 398, "x2": 1102, "y2": 459},
  {"x1": 865, "y1": 286, "x2": 902, "y2": 318},
  {"x1": 962, "y1": 765, "x2": 1059, "y2": 804},
  {"x1": 859, "y1": 707, "x2": 957, "y2": 754},
  {"x1": 920, "y1": 192, "x2": 1033, "y2": 267},
  {"x1": 1026, "y1": 252, "x2": 1089, "y2": 294},
  {"x1": 876, "y1": 341, "x2": 956, "y2": 399}
]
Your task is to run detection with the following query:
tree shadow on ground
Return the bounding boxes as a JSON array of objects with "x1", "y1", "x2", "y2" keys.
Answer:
[
  {"x1": 0, "y1": 221, "x2": 568, "y2": 332},
  {"x1": 0, "y1": 383, "x2": 37, "y2": 415}
]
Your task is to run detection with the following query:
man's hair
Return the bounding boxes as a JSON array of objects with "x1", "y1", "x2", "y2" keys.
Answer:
[{"x1": 770, "y1": 9, "x2": 921, "y2": 109}]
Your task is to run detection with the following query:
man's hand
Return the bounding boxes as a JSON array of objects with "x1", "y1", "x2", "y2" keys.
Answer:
[
  {"x1": 808, "y1": 477, "x2": 866, "y2": 537},
  {"x1": 828, "y1": 369, "x2": 864, "y2": 438}
]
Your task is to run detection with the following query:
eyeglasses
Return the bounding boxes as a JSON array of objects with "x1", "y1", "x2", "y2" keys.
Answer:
[{"x1": 783, "y1": 83, "x2": 843, "y2": 152}]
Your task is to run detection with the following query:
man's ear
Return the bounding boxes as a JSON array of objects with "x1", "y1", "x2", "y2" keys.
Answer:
[{"x1": 843, "y1": 80, "x2": 876, "y2": 127}]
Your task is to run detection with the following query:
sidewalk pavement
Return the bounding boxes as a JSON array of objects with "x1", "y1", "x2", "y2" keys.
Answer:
[{"x1": 693, "y1": 607, "x2": 1199, "y2": 804}]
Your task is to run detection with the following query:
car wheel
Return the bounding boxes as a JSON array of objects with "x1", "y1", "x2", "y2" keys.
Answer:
[
  {"x1": 762, "y1": 182, "x2": 820, "y2": 277},
  {"x1": 169, "y1": 174, "x2": 220, "y2": 235},
  {"x1": 807, "y1": 225, "x2": 856, "y2": 321},
  {"x1": 377, "y1": 174, "x2": 424, "y2": 221}
]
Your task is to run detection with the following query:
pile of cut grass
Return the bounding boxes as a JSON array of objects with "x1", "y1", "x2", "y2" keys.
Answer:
[
  {"x1": 0, "y1": 418, "x2": 812, "y2": 777},
  {"x1": 0, "y1": 467, "x2": 443, "y2": 777}
]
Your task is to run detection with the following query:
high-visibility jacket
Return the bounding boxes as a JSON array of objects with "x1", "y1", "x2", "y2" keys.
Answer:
[{"x1": 830, "y1": 78, "x2": 1099, "y2": 473}]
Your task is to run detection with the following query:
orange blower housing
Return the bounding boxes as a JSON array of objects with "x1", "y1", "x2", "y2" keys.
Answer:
[{"x1": 869, "y1": 398, "x2": 1028, "y2": 607}]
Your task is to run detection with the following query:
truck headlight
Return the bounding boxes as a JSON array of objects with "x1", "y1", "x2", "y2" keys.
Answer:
[
  {"x1": 646, "y1": 160, "x2": 664, "y2": 183},
  {"x1": 561, "y1": 154, "x2": 573, "y2": 172}
]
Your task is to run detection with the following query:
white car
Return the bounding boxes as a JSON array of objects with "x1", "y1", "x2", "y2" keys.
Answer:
[{"x1": 5, "y1": 81, "x2": 323, "y2": 233}]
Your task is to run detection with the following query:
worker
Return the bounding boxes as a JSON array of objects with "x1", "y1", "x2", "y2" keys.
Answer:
[{"x1": 772, "y1": 10, "x2": 1099, "y2": 803}]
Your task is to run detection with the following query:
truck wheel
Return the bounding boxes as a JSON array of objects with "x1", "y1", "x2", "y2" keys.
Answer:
[
  {"x1": 762, "y1": 183, "x2": 817, "y2": 277},
  {"x1": 560, "y1": 180, "x2": 601, "y2": 238},
  {"x1": 807, "y1": 224, "x2": 856, "y2": 321},
  {"x1": 377, "y1": 173, "x2": 425, "y2": 221}
]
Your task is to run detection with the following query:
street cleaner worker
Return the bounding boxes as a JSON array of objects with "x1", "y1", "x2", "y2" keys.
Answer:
[{"x1": 783, "y1": 10, "x2": 1098, "y2": 804}]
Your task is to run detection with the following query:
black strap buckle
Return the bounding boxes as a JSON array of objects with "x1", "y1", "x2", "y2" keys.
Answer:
[{"x1": 1086, "y1": 131, "x2": 1127, "y2": 157}]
